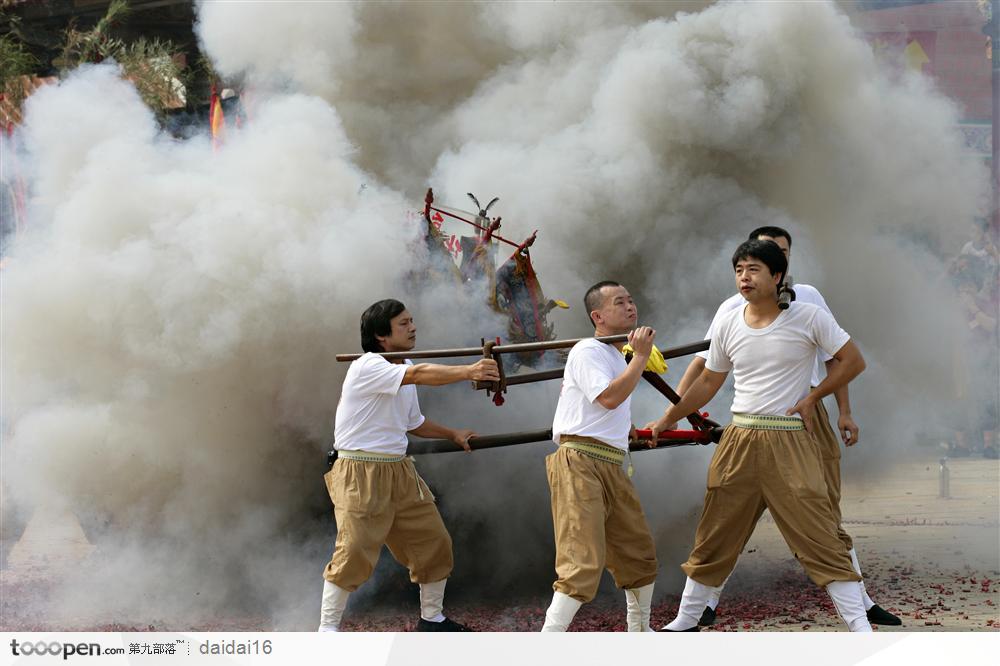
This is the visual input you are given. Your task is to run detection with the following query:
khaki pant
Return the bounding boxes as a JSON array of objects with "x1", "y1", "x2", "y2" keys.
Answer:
[
  {"x1": 813, "y1": 398, "x2": 853, "y2": 551},
  {"x1": 682, "y1": 425, "x2": 860, "y2": 588},
  {"x1": 322, "y1": 457, "x2": 453, "y2": 591},
  {"x1": 546, "y1": 445, "x2": 658, "y2": 603}
]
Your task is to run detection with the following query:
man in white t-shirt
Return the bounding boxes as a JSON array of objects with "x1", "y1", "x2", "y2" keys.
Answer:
[
  {"x1": 648, "y1": 240, "x2": 873, "y2": 632},
  {"x1": 670, "y1": 226, "x2": 899, "y2": 628},
  {"x1": 540, "y1": 281, "x2": 660, "y2": 632},
  {"x1": 318, "y1": 299, "x2": 500, "y2": 632}
]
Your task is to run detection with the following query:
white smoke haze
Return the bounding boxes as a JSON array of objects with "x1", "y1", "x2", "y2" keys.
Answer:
[
  {"x1": 196, "y1": 2, "x2": 360, "y2": 99},
  {"x1": 2, "y1": 61, "x2": 425, "y2": 627},
  {"x1": 429, "y1": 1, "x2": 986, "y2": 466},
  {"x1": 1, "y1": 0, "x2": 993, "y2": 628}
]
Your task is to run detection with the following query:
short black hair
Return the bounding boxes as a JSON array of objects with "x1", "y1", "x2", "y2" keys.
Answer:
[
  {"x1": 583, "y1": 280, "x2": 621, "y2": 327},
  {"x1": 732, "y1": 239, "x2": 788, "y2": 285},
  {"x1": 748, "y1": 225, "x2": 792, "y2": 247},
  {"x1": 360, "y1": 299, "x2": 407, "y2": 352}
]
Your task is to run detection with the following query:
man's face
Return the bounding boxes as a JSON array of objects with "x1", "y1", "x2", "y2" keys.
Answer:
[
  {"x1": 591, "y1": 285, "x2": 638, "y2": 333},
  {"x1": 757, "y1": 234, "x2": 790, "y2": 261},
  {"x1": 377, "y1": 309, "x2": 417, "y2": 352},
  {"x1": 734, "y1": 257, "x2": 781, "y2": 303}
]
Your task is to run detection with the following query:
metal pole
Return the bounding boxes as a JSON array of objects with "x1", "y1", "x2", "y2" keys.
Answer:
[
  {"x1": 472, "y1": 340, "x2": 712, "y2": 390},
  {"x1": 336, "y1": 346, "x2": 485, "y2": 362},
  {"x1": 408, "y1": 430, "x2": 553, "y2": 454},
  {"x1": 337, "y1": 336, "x2": 709, "y2": 363},
  {"x1": 938, "y1": 457, "x2": 951, "y2": 499},
  {"x1": 492, "y1": 334, "x2": 629, "y2": 354},
  {"x1": 497, "y1": 368, "x2": 564, "y2": 386}
]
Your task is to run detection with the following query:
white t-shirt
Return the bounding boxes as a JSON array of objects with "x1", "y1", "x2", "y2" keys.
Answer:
[
  {"x1": 706, "y1": 302, "x2": 851, "y2": 418},
  {"x1": 552, "y1": 338, "x2": 632, "y2": 451},
  {"x1": 697, "y1": 283, "x2": 833, "y2": 385},
  {"x1": 334, "y1": 353, "x2": 425, "y2": 455}
]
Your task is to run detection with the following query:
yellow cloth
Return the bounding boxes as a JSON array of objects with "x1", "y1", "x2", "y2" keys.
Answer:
[{"x1": 621, "y1": 344, "x2": 668, "y2": 374}]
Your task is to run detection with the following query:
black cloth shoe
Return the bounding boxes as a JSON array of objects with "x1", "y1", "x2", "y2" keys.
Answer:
[
  {"x1": 658, "y1": 625, "x2": 700, "y2": 632},
  {"x1": 866, "y1": 605, "x2": 902, "y2": 626},
  {"x1": 698, "y1": 606, "x2": 717, "y2": 626},
  {"x1": 416, "y1": 617, "x2": 472, "y2": 632}
]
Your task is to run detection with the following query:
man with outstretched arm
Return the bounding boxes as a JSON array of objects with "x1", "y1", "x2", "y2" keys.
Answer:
[
  {"x1": 649, "y1": 240, "x2": 873, "y2": 632},
  {"x1": 541, "y1": 281, "x2": 660, "y2": 632},
  {"x1": 318, "y1": 299, "x2": 500, "y2": 632},
  {"x1": 670, "y1": 226, "x2": 899, "y2": 627}
]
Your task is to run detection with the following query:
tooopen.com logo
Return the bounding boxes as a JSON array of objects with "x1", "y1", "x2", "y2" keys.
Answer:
[{"x1": 10, "y1": 639, "x2": 124, "y2": 659}]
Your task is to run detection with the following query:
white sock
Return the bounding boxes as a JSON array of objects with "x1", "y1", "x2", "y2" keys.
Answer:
[
  {"x1": 707, "y1": 572, "x2": 731, "y2": 611},
  {"x1": 625, "y1": 583, "x2": 655, "y2": 632},
  {"x1": 318, "y1": 580, "x2": 351, "y2": 632},
  {"x1": 704, "y1": 556, "x2": 739, "y2": 611},
  {"x1": 827, "y1": 580, "x2": 873, "y2": 632},
  {"x1": 541, "y1": 591, "x2": 583, "y2": 632},
  {"x1": 663, "y1": 577, "x2": 720, "y2": 631},
  {"x1": 848, "y1": 548, "x2": 875, "y2": 610},
  {"x1": 419, "y1": 579, "x2": 448, "y2": 622}
]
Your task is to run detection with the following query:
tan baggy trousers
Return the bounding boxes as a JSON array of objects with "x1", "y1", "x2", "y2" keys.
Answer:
[
  {"x1": 731, "y1": 400, "x2": 855, "y2": 556},
  {"x1": 682, "y1": 425, "x2": 861, "y2": 588},
  {"x1": 813, "y1": 398, "x2": 854, "y2": 551},
  {"x1": 322, "y1": 457, "x2": 453, "y2": 591},
  {"x1": 546, "y1": 444, "x2": 658, "y2": 603}
]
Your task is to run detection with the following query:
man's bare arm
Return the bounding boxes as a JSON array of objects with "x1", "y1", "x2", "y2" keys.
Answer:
[
  {"x1": 646, "y1": 367, "x2": 728, "y2": 439},
  {"x1": 662, "y1": 356, "x2": 708, "y2": 428},
  {"x1": 402, "y1": 359, "x2": 499, "y2": 386},
  {"x1": 825, "y1": 357, "x2": 859, "y2": 446},
  {"x1": 787, "y1": 341, "x2": 865, "y2": 432},
  {"x1": 409, "y1": 418, "x2": 475, "y2": 452},
  {"x1": 595, "y1": 327, "x2": 655, "y2": 410},
  {"x1": 676, "y1": 356, "x2": 707, "y2": 396}
]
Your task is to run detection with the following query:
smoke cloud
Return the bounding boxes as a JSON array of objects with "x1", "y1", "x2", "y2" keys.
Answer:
[{"x1": 1, "y1": 0, "x2": 991, "y2": 629}]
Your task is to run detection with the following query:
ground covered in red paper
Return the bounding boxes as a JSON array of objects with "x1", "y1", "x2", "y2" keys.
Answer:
[
  {"x1": 7, "y1": 559, "x2": 994, "y2": 632},
  {"x1": 2, "y1": 456, "x2": 997, "y2": 631}
]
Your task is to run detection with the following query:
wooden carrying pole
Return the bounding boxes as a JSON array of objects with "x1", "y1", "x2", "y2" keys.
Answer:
[
  {"x1": 471, "y1": 340, "x2": 711, "y2": 391},
  {"x1": 404, "y1": 426, "x2": 723, "y2": 455},
  {"x1": 336, "y1": 334, "x2": 635, "y2": 363}
]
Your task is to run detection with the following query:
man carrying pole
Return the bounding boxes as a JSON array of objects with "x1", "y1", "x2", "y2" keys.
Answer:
[
  {"x1": 541, "y1": 281, "x2": 659, "y2": 632},
  {"x1": 670, "y1": 226, "x2": 899, "y2": 627},
  {"x1": 649, "y1": 240, "x2": 873, "y2": 632},
  {"x1": 318, "y1": 298, "x2": 499, "y2": 632}
]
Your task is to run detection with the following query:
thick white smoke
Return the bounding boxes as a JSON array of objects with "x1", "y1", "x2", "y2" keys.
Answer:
[
  {"x1": 1, "y1": 63, "x2": 425, "y2": 626},
  {"x1": 427, "y1": 0, "x2": 988, "y2": 470},
  {"x1": 2, "y1": 0, "x2": 991, "y2": 628}
]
